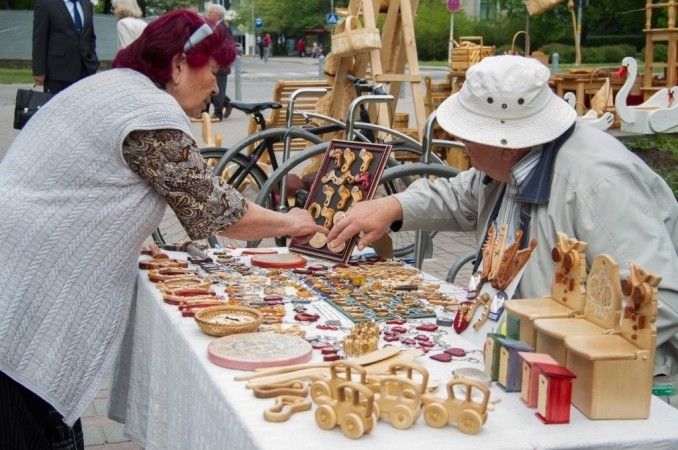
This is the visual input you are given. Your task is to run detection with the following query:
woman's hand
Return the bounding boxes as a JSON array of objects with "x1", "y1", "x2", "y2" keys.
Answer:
[
  {"x1": 326, "y1": 196, "x2": 403, "y2": 251},
  {"x1": 284, "y1": 207, "x2": 327, "y2": 245}
]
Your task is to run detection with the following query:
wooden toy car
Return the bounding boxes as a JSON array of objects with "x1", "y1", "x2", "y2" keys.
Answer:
[
  {"x1": 314, "y1": 381, "x2": 377, "y2": 439},
  {"x1": 374, "y1": 376, "x2": 422, "y2": 429},
  {"x1": 310, "y1": 361, "x2": 367, "y2": 402},
  {"x1": 422, "y1": 378, "x2": 490, "y2": 435}
]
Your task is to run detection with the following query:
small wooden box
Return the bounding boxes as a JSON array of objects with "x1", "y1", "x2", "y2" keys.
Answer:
[
  {"x1": 518, "y1": 352, "x2": 558, "y2": 408},
  {"x1": 497, "y1": 337, "x2": 533, "y2": 392},
  {"x1": 535, "y1": 363, "x2": 576, "y2": 424},
  {"x1": 289, "y1": 139, "x2": 391, "y2": 263}
]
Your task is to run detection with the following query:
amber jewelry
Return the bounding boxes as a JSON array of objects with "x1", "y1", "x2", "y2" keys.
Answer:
[
  {"x1": 320, "y1": 206, "x2": 336, "y2": 229},
  {"x1": 331, "y1": 147, "x2": 343, "y2": 169},
  {"x1": 307, "y1": 202, "x2": 322, "y2": 219},
  {"x1": 336, "y1": 184, "x2": 351, "y2": 209},
  {"x1": 322, "y1": 184, "x2": 335, "y2": 207},
  {"x1": 341, "y1": 148, "x2": 356, "y2": 172},
  {"x1": 358, "y1": 148, "x2": 374, "y2": 173},
  {"x1": 350, "y1": 185, "x2": 363, "y2": 203}
]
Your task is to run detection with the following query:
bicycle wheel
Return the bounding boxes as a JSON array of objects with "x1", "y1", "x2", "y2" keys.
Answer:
[
  {"x1": 212, "y1": 127, "x2": 325, "y2": 176},
  {"x1": 379, "y1": 163, "x2": 460, "y2": 258},
  {"x1": 153, "y1": 150, "x2": 268, "y2": 249}
]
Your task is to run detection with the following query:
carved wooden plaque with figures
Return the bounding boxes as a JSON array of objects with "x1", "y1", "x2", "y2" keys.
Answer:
[{"x1": 290, "y1": 139, "x2": 391, "y2": 262}]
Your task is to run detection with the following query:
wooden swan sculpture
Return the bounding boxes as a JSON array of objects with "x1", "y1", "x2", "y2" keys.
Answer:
[
  {"x1": 615, "y1": 56, "x2": 678, "y2": 134},
  {"x1": 563, "y1": 92, "x2": 614, "y2": 131}
]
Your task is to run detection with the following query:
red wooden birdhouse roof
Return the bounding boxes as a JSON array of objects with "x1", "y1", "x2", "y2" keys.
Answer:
[{"x1": 534, "y1": 363, "x2": 576, "y2": 379}]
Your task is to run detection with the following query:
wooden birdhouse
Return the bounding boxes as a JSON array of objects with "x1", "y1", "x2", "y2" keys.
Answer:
[
  {"x1": 505, "y1": 233, "x2": 588, "y2": 348},
  {"x1": 496, "y1": 337, "x2": 533, "y2": 392},
  {"x1": 518, "y1": 352, "x2": 558, "y2": 408},
  {"x1": 564, "y1": 263, "x2": 660, "y2": 419},
  {"x1": 483, "y1": 332, "x2": 505, "y2": 381},
  {"x1": 535, "y1": 363, "x2": 576, "y2": 424},
  {"x1": 533, "y1": 254, "x2": 622, "y2": 365}
]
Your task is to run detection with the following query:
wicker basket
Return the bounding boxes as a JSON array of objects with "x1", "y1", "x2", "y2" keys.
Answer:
[
  {"x1": 450, "y1": 36, "x2": 495, "y2": 70},
  {"x1": 194, "y1": 305, "x2": 263, "y2": 337},
  {"x1": 525, "y1": 0, "x2": 563, "y2": 16},
  {"x1": 331, "y1": 15, "x2": 381, "y2": 57}
]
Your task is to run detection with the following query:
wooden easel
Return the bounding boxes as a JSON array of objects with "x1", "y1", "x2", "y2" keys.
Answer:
[
  {"x1": 642, "y1": 0, "x2": 678, "y2": 100},
  {"x1": 330, "y1": 0, "x2": 427, "y2": 139}
]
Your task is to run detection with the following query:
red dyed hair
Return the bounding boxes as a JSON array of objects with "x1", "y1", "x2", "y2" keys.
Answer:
[{"x1": 113, "y1": 10, "x2": 235, "y2": 86}]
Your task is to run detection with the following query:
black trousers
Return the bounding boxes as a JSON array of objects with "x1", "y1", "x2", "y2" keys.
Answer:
[
  {"x1": 0, "y1": 371, "x2": 83, "y2": 450},
  {"x1": 211, "y1": 70, "x2": 229, "y2": 119}
]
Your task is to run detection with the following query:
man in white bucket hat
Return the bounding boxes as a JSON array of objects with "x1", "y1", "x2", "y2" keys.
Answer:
[{"x1": 328, "y1": 55, "x2": 678, "y2": 382}]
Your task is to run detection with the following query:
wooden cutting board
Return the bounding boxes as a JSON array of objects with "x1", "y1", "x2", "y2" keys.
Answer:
[
  {"x1": 208, "y1": 332, "x2": 312, "y2": 370},
  {"x1": 250, "y1": 253, "x2": 307, "y2": 269}
]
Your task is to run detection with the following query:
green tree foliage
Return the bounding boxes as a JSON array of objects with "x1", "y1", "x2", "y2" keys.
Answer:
[{"x1": 232, "y1": 0, "x2": 347, "y2": 36}]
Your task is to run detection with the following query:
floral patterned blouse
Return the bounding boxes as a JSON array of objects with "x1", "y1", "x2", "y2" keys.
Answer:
[{"x1": 122, "y1": 129, "x2": 247, "y2": 240}]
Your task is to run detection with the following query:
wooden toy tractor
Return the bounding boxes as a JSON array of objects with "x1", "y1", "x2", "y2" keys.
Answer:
[
  {"x1": 310, "y1": 360, "x2": 367, "y2": 402},
  {"x1": 422, "y1": 378, "x2": 490, "y2": 435},
  {"x1": 314, "y1": 381, "x2": 377, "y2": 439}
]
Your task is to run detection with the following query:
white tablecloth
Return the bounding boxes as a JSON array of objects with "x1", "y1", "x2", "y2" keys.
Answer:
[{"x1": 109, "y1": 256, "x2": 678, "y2": 450}]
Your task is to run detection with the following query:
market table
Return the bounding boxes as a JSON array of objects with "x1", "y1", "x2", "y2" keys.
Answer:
[{"x1": 109, "y1": 250, "x2": 678, "y2": 450}]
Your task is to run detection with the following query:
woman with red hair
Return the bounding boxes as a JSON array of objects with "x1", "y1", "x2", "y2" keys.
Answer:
[{"x1": 0, "y1": 10, "x2": 324, "y2": 449}]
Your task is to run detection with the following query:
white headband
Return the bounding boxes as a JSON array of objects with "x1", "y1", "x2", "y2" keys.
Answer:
[{"x1": 183, "y1": 23, "x2": 213, "y2": 53}]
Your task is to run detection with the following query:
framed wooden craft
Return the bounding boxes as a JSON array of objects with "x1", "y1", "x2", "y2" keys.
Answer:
[{"x1": 289, "y1": 139, "x2": 392, "y2": 263}]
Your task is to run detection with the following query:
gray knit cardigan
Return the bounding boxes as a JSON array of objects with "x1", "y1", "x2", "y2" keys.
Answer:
[{"x1": 0, "y1": 68, "x2": 192, "y2": 425}]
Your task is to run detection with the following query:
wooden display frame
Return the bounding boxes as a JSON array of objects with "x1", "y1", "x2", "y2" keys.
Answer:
[{"x1": 290, "y1": 139, "x2": 391, "y2": 263}]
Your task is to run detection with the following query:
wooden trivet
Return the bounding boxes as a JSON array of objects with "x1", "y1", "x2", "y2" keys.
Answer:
[
  {"x1": 207, "y1": 332, "x2": 312, "y2": 370},
  {"x1": 250, "y1": 253, "x2": 307, "y2": 269}
]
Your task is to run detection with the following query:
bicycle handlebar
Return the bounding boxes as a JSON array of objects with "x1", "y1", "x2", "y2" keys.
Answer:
[{"x1": 346, "y1": 75, "x2": 387, "y2": 96}]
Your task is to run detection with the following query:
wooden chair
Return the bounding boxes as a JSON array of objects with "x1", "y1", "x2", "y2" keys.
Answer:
[
  {"x1": 504, "y1": 233, "x2": 588, "y2": 348},
  {"x1": 564, "y1": 263, "x2": 660, "y2": 419},
  {"x1": 533, "y1": 254, "x2": 622, "y2": 365}
]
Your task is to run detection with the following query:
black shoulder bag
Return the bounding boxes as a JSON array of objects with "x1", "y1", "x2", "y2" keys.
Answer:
[{"x1": 13, "y1": 86, "x2": 53, "y2": 130}]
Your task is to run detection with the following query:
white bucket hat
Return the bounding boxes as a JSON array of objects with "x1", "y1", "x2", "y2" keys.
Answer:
[{"x1": 436, "y1": 55, "x2": 576, "y2": 149}]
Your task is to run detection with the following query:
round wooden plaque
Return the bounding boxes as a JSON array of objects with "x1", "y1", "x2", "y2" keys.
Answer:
[
  {"x1": 207, "y1": 332, "x2": 313, "y2": 370},
  {"x1": 250, "y1": 253, "x2": 307, "y2": 269}
]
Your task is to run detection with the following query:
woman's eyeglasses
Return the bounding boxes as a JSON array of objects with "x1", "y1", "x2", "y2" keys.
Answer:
[{"x1": 183, "y1": 23, "x2": 213, "y2": 53}]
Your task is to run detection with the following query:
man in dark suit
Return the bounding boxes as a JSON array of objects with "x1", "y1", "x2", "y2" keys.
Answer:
[
  {"x1": 205, "y1": 3, "x2": 232, "y2": 121},
  {"x1": 33, "y1": 0, "x2": 99, "y2": 95}
]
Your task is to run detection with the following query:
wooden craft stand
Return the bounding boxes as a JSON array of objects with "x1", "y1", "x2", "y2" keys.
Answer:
[
  {"x1": 564, "y1": 264, "x2": 661, "y2": 419},
  {"x1": 504, "y1": 233, "x2": 588, "y2": 348},
  {"x1": 329, "y1": 0, "x2": 427, "y2": 139},
  {"x1": 642, "y1": 0, "x2": 678, "y2": 100}
]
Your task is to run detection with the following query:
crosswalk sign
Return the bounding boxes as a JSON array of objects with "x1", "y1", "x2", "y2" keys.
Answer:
[
  {"x1": 326, "y1": 12, "x2": 339, "y2": 25},
  {"x1": 255, "y1": 17, "x2": 263, "y2": 28}
]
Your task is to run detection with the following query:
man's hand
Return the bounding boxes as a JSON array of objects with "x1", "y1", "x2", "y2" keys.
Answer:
[
  {"x1": 326, "y1": 196, "x2": 403, "y2": 251},
  {"x1": 284, "y1": 207, "x2": 327, "y2": 245},
  {"x1": 33, "y1": 75, "x2": 45, "y2": 86}
]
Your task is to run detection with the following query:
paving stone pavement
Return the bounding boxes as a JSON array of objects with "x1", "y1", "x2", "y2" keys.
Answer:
[{"x1": 0, "y1": 57, "x2": 474, "y2": 450}]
